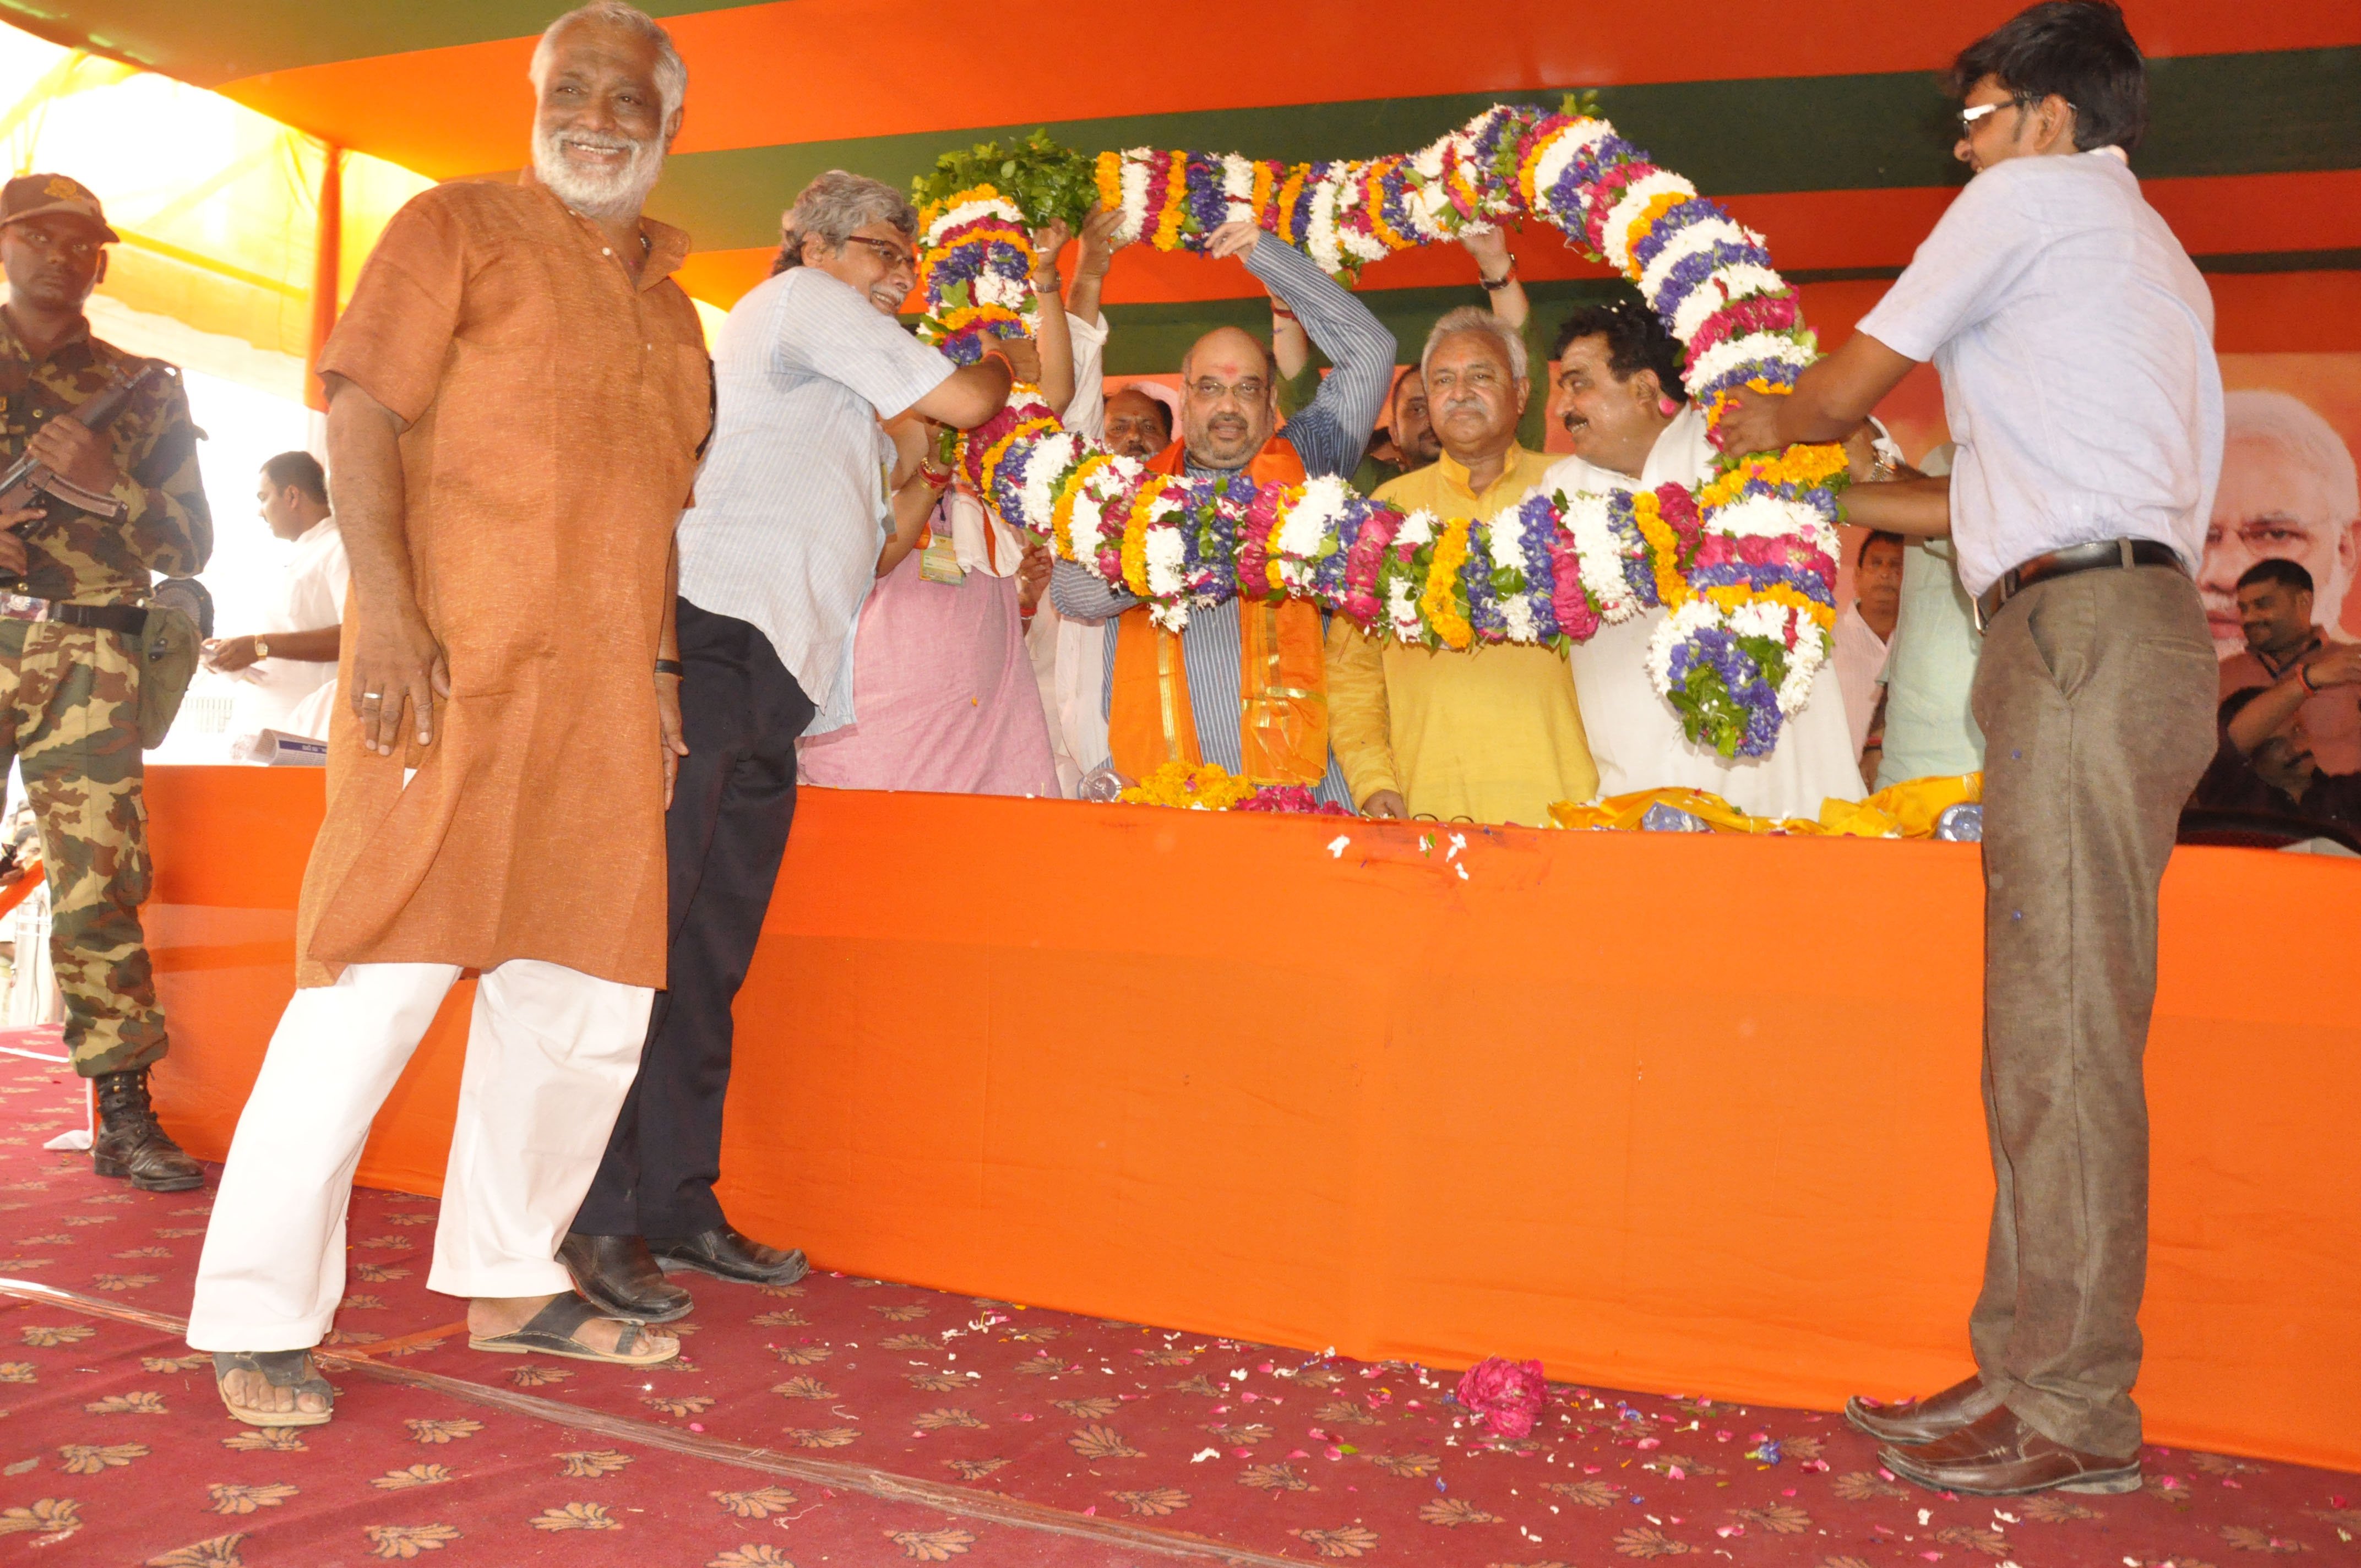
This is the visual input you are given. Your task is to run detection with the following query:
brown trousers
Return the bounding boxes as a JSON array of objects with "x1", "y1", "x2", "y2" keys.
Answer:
[{"x1": 1966, "y1": 563, "x2": 2217, "y2": 1457}]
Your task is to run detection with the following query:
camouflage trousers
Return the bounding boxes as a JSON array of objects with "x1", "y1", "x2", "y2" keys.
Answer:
[{"x1": 0, "y1": 618, "x2": 164, "y2": 1076}]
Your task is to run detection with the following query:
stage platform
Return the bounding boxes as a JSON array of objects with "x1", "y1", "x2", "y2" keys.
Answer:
[
  {"x1": 3, "y1": 1048, "x2": 2353, "y2": 1565},
  {"x1": 139, "y1": 766, "x2": 2361, "y2": 1473}
]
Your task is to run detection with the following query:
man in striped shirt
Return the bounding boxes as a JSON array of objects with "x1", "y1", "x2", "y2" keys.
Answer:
[
  {"x1": 1050, "y1": 220, "x2": 1394, "y2": 803},
  {"x1": 563, "y1": 170, "x2": 1031, "y2": 1322}
]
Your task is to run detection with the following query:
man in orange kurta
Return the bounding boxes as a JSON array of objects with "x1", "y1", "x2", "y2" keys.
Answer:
[{"x1": 188, "y1": 3, "x2": 709, "y2": 1425}]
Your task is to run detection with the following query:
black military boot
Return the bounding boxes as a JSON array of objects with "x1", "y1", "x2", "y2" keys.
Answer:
[{"x1": 91, "y1": 1069, "x2": 204, "y2": 1192}]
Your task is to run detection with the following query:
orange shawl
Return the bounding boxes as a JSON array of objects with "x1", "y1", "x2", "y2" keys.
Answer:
[{"x1": 1107, "y1": 438, "x2": 1331, "y2": 786}]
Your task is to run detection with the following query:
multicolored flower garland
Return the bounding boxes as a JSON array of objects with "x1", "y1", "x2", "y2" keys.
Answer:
[
  {"x1": 913, "y1": 184, "x2": 1038, "y2": 366},
  {"x1": 935, "y1": 109, "x2": 1848, "y2": 759}
]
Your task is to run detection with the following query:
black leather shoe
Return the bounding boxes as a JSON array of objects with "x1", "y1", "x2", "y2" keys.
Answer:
[
  {"x1": 649, "y1": 1224, "x2": 808, "y2": 1286},
  {"x1": 558, "y1": 1232, "x2": 693, "y2": 1324},
  {"x1": 1846, "y1": 1373, "x2": 2004, "y2": 1446},
  {"x1": 91, "y1": 1069, "x2": 203, "y2": 1192}
]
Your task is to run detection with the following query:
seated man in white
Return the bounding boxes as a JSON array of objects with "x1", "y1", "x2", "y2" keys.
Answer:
[{"x1": 1541, "y1": 296, "x2": 1862, "y2": 818}]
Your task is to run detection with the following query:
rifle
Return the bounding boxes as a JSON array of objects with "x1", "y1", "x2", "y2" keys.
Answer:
[{"x1": 0, "y1": 362, "x2": 162, "y2": 588}]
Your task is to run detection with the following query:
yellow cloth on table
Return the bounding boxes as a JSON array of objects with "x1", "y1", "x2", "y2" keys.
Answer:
[
  {"x1": 1550, "y1": 774, "x2": 1982, "y2": 837},
  {"x1": 1325, "y1": 447, "x2": 1598, "y2": 826}
]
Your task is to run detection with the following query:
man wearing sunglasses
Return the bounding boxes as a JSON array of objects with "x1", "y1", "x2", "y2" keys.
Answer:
[
  {"x1": 562, "y1": 168, "x2": 1034, "y2": 1322},
  {"x1": 1718, "y1": 0, "x2": 2220, "y2": 1499}
]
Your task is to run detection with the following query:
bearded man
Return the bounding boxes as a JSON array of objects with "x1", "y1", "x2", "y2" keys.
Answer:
[
  {"x1": 1051, "y1": 220, "x2": 1394, "y2": 801},
  {"x1": 1328, "y1": 309, "x2": 1596, "y2": 825},
  {"x1": 188, "y1": 1, "x2": 709, "y2": 1425}
]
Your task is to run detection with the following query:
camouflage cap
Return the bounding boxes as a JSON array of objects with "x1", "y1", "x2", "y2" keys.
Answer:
[{"x1": 0, "y1": 174, "x2": 118, "y2": 242}]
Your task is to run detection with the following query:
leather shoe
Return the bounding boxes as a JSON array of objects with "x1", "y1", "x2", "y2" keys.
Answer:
[
  {"x1": 1846, "y1": 1373, "x2": 2003, "y2": 1445},
  {"x1": 1880, "y1": 1405, "x2": 2142, "y2": 1496},
  {"x1": 558, "y1": 1232, "x2": 693, "y2": 1324},
  {"x1": 649, "y1": 1224, "x2": 808, "y2": 1286},
  {"x1": 91, "y1": 1069, "x2": 204, "y2": 1192}
]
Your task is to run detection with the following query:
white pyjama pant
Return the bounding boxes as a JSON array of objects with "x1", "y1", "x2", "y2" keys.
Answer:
[{"x1": 185, "y1": 959, "x2": 652, "y2": 1353}]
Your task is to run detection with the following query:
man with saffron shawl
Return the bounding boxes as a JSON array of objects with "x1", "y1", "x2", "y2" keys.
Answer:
[{"x1": 1049, "y1": 221, "x2": 1394, "y2": 801}]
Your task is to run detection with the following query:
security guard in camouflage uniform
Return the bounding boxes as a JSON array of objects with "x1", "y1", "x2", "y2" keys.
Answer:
[{"x1": 0, "y1": 175, "x2": 210, "y2": 1190}]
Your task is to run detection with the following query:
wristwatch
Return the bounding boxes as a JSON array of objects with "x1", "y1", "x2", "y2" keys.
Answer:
[{"x1": 253, "y1": 636, "x2": 271, "y2": 660}]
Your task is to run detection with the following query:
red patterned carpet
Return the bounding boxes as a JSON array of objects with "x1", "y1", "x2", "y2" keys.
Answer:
[{"x1": 0, "y1": 1037, "x2": 2353, "y2": 1566}]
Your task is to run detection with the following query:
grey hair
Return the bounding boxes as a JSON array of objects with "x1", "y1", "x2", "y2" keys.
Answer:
[
  {"x1": 775, "y1": 170, "x2": 918, "y2": 274},
  {"x1": 1420, "y1": 306, "x2": 1528, "y2": 387},
  {"x1": 2225, "y1": 388, "x2": 2359, "y2": 523},
  {"x1": 530, "y1": 2, "x2": 687, "y2": 121}
]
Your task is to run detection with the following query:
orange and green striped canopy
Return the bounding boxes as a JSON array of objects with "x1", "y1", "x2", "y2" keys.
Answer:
[{"x1": 19, "y1": 0, "x2": 2360, "y2": 365}]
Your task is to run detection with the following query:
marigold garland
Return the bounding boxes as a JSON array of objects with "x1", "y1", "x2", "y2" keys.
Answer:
[{"x1": 924, "y1": 106, "x2": 1854, "y2": 759}]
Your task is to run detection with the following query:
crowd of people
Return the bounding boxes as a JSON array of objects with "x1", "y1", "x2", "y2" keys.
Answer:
[{"x1": 0, "y1": 0, "x2": 2342, "y2": 1507}]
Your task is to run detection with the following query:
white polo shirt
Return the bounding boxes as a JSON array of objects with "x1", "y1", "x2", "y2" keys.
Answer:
[{"x1": 1857, "y1": 148, "x2": 2222, "y2": 597}]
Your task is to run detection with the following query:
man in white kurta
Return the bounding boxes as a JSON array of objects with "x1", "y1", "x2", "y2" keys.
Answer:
[{"x1": 1543, "y1": 399, "x2": 1861, "y2": 819}]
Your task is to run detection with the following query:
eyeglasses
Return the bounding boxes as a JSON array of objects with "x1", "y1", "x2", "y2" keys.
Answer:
[
  {"x1": 842, "y1": 235, "x2": 916, "y2": 274},
  {"x1": 1186, "y1": 378, "x2": 1269, "y2": 405},
  {"x1": 1956, "y1": 96, "x2": 2061, "y2": 137}
]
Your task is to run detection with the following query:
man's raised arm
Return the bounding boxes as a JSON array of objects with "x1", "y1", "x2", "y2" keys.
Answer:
[{"x1": 1212, "y1": 224, "x2": 1395, "y2": 478}]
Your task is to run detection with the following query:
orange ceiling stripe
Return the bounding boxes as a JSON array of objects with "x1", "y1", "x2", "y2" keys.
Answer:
[
  {"x1": 222, "y1": 0, "x2": 2361, "y2": 177},
  {"x1": 2142, "y1": 170, "x2": 2361, "y2": 257}
]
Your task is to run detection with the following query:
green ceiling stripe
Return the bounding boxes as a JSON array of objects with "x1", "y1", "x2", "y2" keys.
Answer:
[
  {"x1": 2196, "y1": 247, "x2": 2361, "y2": 274},
  {"x1": 0, "y1": 0, "x2": 769, "y2": 84},
  {"x1": 632, "y1": 48, "x2": 2358, "y2": 253}
]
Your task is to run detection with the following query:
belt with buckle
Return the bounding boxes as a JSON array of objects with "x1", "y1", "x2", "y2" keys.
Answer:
[
  {"x1": 1973, "y1": 538, "x2": 2186, "y2": 631},
  {"x1": 0, "y1": 592, "x2": 148, "y2": 635}
]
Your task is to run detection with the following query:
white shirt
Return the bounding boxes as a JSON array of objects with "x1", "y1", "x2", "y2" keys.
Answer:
[
  {"x1": 1857, "y1": 148, "x2": 2221, "y2": 597},
  {"x1": 1832, "y1": 602, "x2": 1891, "y2": 761},
  {"x1": 1028, "y1": 311, "x2": 1113, "y2": 797},
  {"x1": 677, "y1": 266, "x2": 954, "y2": 718},
  {"x1": 230, "y1": 515, "x2": 348, "y2": 739},
  {"x1": 1543, "y1": 406, "x2": 1862, "y2": 818}
]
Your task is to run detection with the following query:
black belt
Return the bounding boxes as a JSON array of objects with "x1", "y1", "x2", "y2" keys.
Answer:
[
  {"x1": 0, "y1": 592, "x2": 148, "y2": 635},
  {"x1": 1973, "y1": 538, "x2": 2186, "y2": 631}
]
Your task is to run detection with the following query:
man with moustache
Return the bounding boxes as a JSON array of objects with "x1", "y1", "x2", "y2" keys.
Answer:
[
  {"x1": 0, "y1": 173, "x2": 209, "y2": 1191},
  {"x1": 2220, "y1": 559, "x2": 2358, "y2": 759},
  {"x1": 189, "y1": 1, "x2": 709, "y2": 1424},
  {"x1": 562, "y1": 170, "x2": 1029, "y2": 1320},
  {"x1": 1328, "y1": 308, "x2": 1597, "y2": 824},
  {"x1": 1051, "y1": 220, "x2": 1394, "y2": 803},
  {"x1": 1541, "y1": 296, "x2": 1862, "y2": 816}
]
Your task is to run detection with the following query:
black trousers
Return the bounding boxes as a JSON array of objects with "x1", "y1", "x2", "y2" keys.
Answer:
[{"x1": 573, "y1": 598, "x2": 815, "y2": 1238}]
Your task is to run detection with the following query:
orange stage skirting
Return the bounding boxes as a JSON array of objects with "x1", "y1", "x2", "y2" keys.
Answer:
[{"x1": 143, "y1": 766, "x2": 2361, "y2": 1472}]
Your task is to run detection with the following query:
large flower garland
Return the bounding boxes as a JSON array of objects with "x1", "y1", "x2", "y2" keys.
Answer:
[{"x1": 927, "y1": 108, "x2": 1845, "y2": 760}]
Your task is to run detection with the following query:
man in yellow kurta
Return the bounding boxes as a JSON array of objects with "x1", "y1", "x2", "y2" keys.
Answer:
[{"x1": 1327, "y1": 308, "x2": 1599, "y2": 824}]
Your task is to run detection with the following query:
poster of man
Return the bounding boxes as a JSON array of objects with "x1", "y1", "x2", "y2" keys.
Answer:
[{"x1": 2202, "y1": 364, "x2": 2361, "y2": 775}]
